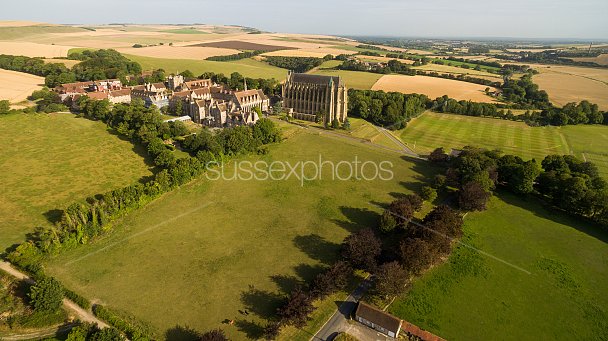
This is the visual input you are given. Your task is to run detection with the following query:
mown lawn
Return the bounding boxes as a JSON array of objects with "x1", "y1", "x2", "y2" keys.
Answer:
[
  {"x1": 124, "y1": 54, "x2": 288, "y2": 80},
  {"x1": 560, "y1": 124, "x2": 608, "y2": 178},
  {"x1": 400, "y1": 112, "x2": 569, "y2": 160},
  {"x1": 44, "y1": 126, "x2": 438, "y2": 340},
  {"x1": 389, "y1": 192, "x2": 608, "y2": 340},
  {"x1": 0, "y1": 113, "x2": 153, "y2": 251}
]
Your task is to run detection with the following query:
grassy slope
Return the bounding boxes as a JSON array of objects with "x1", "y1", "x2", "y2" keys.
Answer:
[
  {"x1": 0, "y1": 26, "x2": 88, "y2": 40},
  {"x1": 0, "y1": 113, "x2": 153, "y2": 250},
  {"x1": 125, "y1": 54, "x2": 288, "y2": 80},
  {"x1": 44, "y1": 125, "x2": 437, "y2": 340},
  {"x1": 389, "y1": 192, "x2": 608, "y2": 340},
  {"x1": 399, "y1": 112, "x2": 569, "y2": 160},
  {"x1": 560, "y1": 124, "x2": 608, "y2": 178}
]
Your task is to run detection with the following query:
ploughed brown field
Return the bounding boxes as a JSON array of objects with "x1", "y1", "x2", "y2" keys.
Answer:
[
  {"x1": 189, "y1": 40, "x2": 297, "y2": 52},
  {"x1": 372, "y1": 74, "x2": 498, "y2": 103}
]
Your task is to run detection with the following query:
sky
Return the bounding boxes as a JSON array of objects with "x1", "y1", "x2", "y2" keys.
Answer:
[{"x1": 2, "y1": 0, "x2": 607, "y2": 40}]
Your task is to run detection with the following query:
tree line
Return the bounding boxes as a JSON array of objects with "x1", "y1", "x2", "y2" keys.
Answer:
[
  {"x1": 429, "y1": 146, "x2": 608, "y2": 228},
  {"x1": 433, "y1": 96, "x2": 607, "y2": 127},
  {"x1": 263, "y1": 56, "x2": 330, "y2": 73},
  {"x1": 265, "y1": 189, "x2": 465, "y2": 339},
  {"x1": 206, "y1": 50, "x2": 265, "y2": 61},
  {"x1": 347, "y1": 89, "x2": 429, "y2": 129},
  {"x1": 0, "y1": 54, "x2": 73, "y2": 87},
  {"x1": 0, "y1": 50, "x2": 145, "y2": 87},
  {"x1": 350, "y1": 86, "x2": 605, "y2": 129},
  {"x1": 337, "y1": 59, "x2": 416, "y2": 75},
  {"x1": 6, "y1": 97, "x2": 282, "y2": 274}
]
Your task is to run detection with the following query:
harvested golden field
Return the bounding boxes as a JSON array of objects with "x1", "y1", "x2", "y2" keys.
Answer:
[
  {"x1": 534, "y1": 66, "x2": 608, "y2": 109},
  {"x1": 357, "y1": 55, "x2": 415, "y2": 64},
  {"x1": 0, "y1": 69, "x2": 44, "y2": 103},
  {"x1": 570, "y1": 54, "x2": 608, "y2": 66},
  {"x1": 0, "y1": 41, "x2": 74, "y2": 58},
  {"x1": 0, "y1": 21, "x2": 48, "y2": 27},
  {"x1": 372, "y1": 74, "x2": 498, "y2": 102},
  {"x1": 192, "y1": 40, "x2": 296, "y2": 51},
  {"x1": 262, "y1": 48, "x2": 357, "y2": 58},
  {"x1": 414, "y1": 63, "x2": 502, "y2": 80},
  {"x1": 116, "y1": 45, "x2": 241, "y2": 60}
]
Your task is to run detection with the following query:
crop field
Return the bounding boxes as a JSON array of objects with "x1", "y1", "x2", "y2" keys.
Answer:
[
  {"x1": 533, "y1": 66, "x2": 608, "y2": 110},
  {"x1": 389, "y1": 192, "x2": 608, "y2": 341},
  {"x1": 570, "y1": 53, "x2": 608, "y2": 66},
  {"x1": 116, "y1": 45, "x2": 241, "y2": 60},
  {"x1": 0, "y1": 41, "x2": 74, "y2": 58},
  {"x1": 399, "y1": 112, "x2": 569, "y2": 160},
  {"x1": 262, "y1": 48, "x2": 357, "y2": 58},
  {"x1": 191, "y1": 40, "x2": 297, "y2": 52},
  {"x1": 413, "y1": 63, "x2": 502, "y2": 80},
  {"x1": 0, "y1": 69, "x2": 44, "y2": 103},
  {"x1": 0, "y1": 113, "x2": 153, "y2": 251},
  {"x1": 309, "y1": 68, "x2": 383, "y2": 90},
  {"x1": 372, "y1": 75, "x2": 498, "y2": 103},
  {"x1": 44, "y1": 126, "x2": 437, "y2": 340},
  {"x1": 124, "y1": 54, "x2": 288, "y2": 80}
]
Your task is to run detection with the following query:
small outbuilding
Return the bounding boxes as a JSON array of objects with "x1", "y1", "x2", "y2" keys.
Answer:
[{"x1": 354, "y1": 301, "x2": 402, "y2": 338}]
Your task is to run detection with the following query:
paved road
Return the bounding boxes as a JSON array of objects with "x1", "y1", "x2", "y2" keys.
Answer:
[
  {"x1": 373, "y1": 125, "x2": 420, "y2": 159},
  {"x1": 0, "y1": 261, "x2": 109, "y2": 329},
  {"x1": 311, "y1": 276, "x2": 375, "y2": 341}
]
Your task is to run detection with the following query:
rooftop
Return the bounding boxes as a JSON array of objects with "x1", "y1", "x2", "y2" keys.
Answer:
[
  {"x1": 355, "y1": 301, "x2": 402, "y2": 333},
  {"x1": 289, "y1": 73, "x2": 343, "y2": 86}
]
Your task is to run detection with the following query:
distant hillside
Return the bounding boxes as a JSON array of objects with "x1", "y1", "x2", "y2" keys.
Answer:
[{"x1": 0, "y1": 25, "x2": 88, "y2": 40}]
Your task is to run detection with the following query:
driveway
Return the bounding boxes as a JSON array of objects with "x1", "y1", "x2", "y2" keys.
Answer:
[{"x1": 312, "y1": 276, "x2": 391, "y2": 341}]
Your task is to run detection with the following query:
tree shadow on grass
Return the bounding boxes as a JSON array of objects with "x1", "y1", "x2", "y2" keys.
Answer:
[
  {"x1": 234, "y1": 319, "x2": 265, "y2": 339},
  {"x1": 293, "y1": 234, "x2": 340, "y2": 265},
  {"x1": 164, "y1": 325, "x2": 200, "y2": 341},
  {"x1": 43, "y1": 209, "x2": 63, "y2": 225},
  {"x1": 294, "y1": 263, "x2": 327, "y2": 284},
  {"x1": 498, "y1": 191, "x2": 608, "y2": 244},
  {"x1": 240, "y1": 286, "x2": 284, "y2": 320},
  {"x1": 270, "y1": 274, "x2": 303, "y2": 295},
  {"x1": 332, "y1": 206, "x2": 381, "y2": 233},
  {"x1": 106, "y1": 128, "x2": 157, "y2": 173}
]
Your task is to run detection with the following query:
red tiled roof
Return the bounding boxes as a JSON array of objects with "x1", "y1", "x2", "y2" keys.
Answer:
[
  {"x1": 401, "y1": 321, "x2": 446, "y2": 341},
  {"x1": 87, "y1": 92, "x2": 109, "y2": 100}
]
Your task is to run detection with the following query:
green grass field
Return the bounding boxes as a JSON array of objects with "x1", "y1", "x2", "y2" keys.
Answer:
[
  {"x1": 389, "y1": 192, "x2": 608, "y2": 340},
  {"x1": 560, "y1": 124, "x2": 608, "y2": 178},
  {"x1": 399, "y1": 111, "x2": 608, "y2": 177},
  {"x1": 309, "y1": 68, "x2": 382, "y2": 90},
  {"x1": 400, "y1": 112, "x2": 569, "y2": 160},
  {"x1": 44, "y1": 125, "x2": 438, "y2": 340},
  {"x1": 0, "y1": 113, "x2": 153, "y2": 251},
  {"x1": 0, "y1": 25, "x2": 88, "y2": 40},
  {"x1": 125, "y1": 55, "x2": 288, "y2": 80}
]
